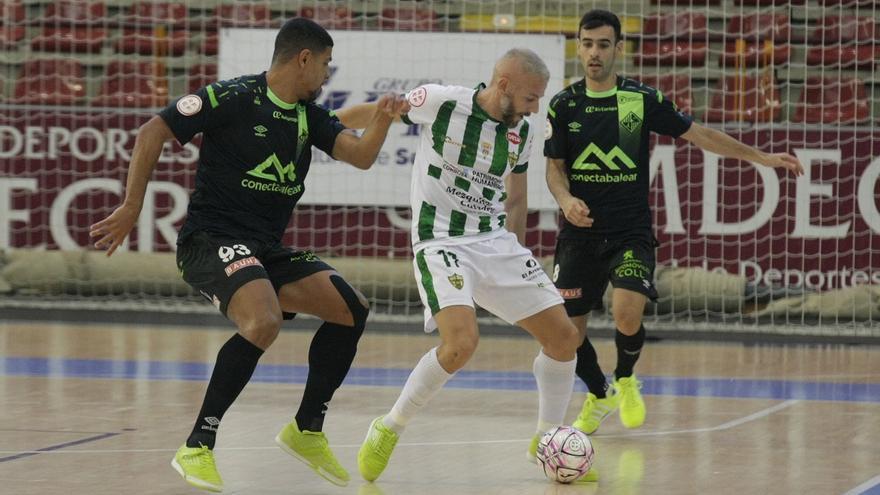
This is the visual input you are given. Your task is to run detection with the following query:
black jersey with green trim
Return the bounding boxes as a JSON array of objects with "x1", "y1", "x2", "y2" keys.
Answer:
[
  {"x1": 159, "y1": 72, "x2": 345, "y2": 245},
  {"x1": 544, "y1": 76, "x2": 692, "y2": 239}
]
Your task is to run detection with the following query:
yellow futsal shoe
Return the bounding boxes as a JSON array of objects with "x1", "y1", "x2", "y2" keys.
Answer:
[
  {"x1": 275, "y1": 421, "x2": 350, "y2": 486},
  {"x1": 527, "y1": 433, "x2": 540, "y2": 463},
  {"x1": 614, "y1": 375, "x2": 646, "y2": 428},
  {"x1": 171, "y1": 443, "x2": 223, "y2": 493},
  {"x1": 573, "y1": 392, "x2": 620, "y2": 434},
  {"x1": 358, "y1": 416, "x2": 399, "y2": 482}
]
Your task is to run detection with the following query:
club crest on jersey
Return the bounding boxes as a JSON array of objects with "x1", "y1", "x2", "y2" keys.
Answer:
[
  {"x1": 448, "y1": 274, "x2": 464, "y2": 290},
  {"x1": 480, "y1": 141, "x2": 492, "y2": 158},
  {"x1": 507, "y1": 131, "x2": 521, "y2": 145},
  {"x1": 508, "y1": 152, "x2": 519, "y2": 167},
  {"x1": 176, "y1": 94, "x2": 202, "y2": 116},
  {"x1": 408, "y1": 86, "x2": 427, "y2": 107},
  {"x1": 544, "y1": 118, "x2": 553, "y2": 140}
]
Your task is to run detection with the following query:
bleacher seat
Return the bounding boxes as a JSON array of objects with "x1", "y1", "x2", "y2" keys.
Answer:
[
  {"x1": 124, "y1": 2, "x2": 187, "y2": 28},
  {"x1": 0, "y1": 25, "x2": 25, "y2": 48},
  {"x1": 817, "y1": 0, "x2": 874, "y2": 6},
  {"x1": 719, "y1": 41, "x2": 790, "y2": 67},
  {"x1": 641, "y1": 13, "x2": 707, "y2": 40},
  {"x1": 651, "y1": 0, "x2": 720, "y2": 4},
  {"x1": 199, "y1": 34, "x2": 218, "y2": 56},
  {"x1": 810, "y1": 16, "x2": 878, "y2": 44},
  {"x1": 734, "y1": 0, "x2": 805, "y2": 4},
  {"x1": 215, "y1": 3, "x2": 274, "y2": 28},
  {"x1": 13, "y1": 59, "x2": 86, "y2": 105},
  {"x1": 726, "y1": 14, "x2": 792, "y2": 41},
  {"x1": 1, "y1": 1, "x2": 25, "y2": 24},
  {"x1": 705, "y1": 75, "x2": 781, "y2": 123},
  {"x1": 379, "y1": 7, "x2": 440, "y2": 31},
  {"x1": 639, "y1": 74, "x2": 693, "y2": 115},
  {"x1": 636, "y1": 41, "x2": 708, "y2": 66},
  {"x1": 31, "y1": 27, "x2": 107, "y2": 53},
  {"x1": 793, "y1": 77, "x2": 870, "y2": 124},
  {"x1": 93, "y1": 61, "x2": 169, "y2": 108},
  {"x1": 42, "y1": 1, "x2": 107, "y2": 25},
  {"x1": 116, "y1": 28, "x2": 187, "y2": 56},
  {"x1": 299, "y1": 5, "x2": 356, "y2": 30},
  {"x1": 807, "y1": 44, "x2": 879, "y2": 68},
  {"x1": 187, "y1": 64, "x2": 217, "y2": 94}
]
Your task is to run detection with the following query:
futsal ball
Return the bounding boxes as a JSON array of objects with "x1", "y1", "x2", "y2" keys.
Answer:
[{"x1": 536, "y1": 426, "x2": 594, "y2": 483}]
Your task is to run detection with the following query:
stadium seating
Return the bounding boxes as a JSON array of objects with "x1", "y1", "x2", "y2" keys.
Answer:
[
  {"x1": 641, "y1": 13, "x2": 708, "y2": 40},
  {"x1": 187, "y1": 64, "x2": 218, "y2": 94},
  {"x1": 807, "y1": 44, "x2": 879, "y2": 68},
  {"x1": 0, "y1": 1, "x2": 25, "y2": 24},
  {"x1": 719, "y1": 41, "x2": 790, "y2": 67},
  {"x1": 0, "y1": 25, "x2": 25, "y2": 49},
  {"x1": 124, "y1": 2, "x2": 187, "y2": 28},
  {"x1": 639, "y1": 74, "x2": 693, "y2": 115},
  {"x1": 636, "y1": 41, "x2": 708, "y2": 66},
  {"x1": 651, "y1": 0, "x2": 720, "y2": 4},
  {"x1": 298, "y1": 5, "x2": 357, "y2": 30},
  {"x1": 199, "y1": 34, "x2": 218, "y2": 56},
  {"x1": 810, "y1": 16, "x2": 878, "y2": 44},
  {"x1": 214, "y1": 3, "x2": 274, "y2": 28},
  {"x1": 817, "y1": 0, "x2": 874, "y2": 6},
  {"x1": 705, "y1": 75, "x2": 781, "y2": 123},
  {"x1": 726, "y1": 14, "x2": 792, "y2": 41},
  {"x1": 793, "y1": 77, "x2": 870, "y2": 124},
  {"x1": 734, "y1": 0, "x2": 805, "y2": 4},
  {"x1": 92, "y1": 61, "x2": 169, "y2": 108},
  {"x1": 13, "y1": 59, "x2": 86, "y2": 105},
  {"x1": 116, "y1": 28, "x2": 187, "y2": 56},
  {"x1": 379, "y1": 7, "x2": 440, "y2": 31},
  {"x1": 41, "y1": 1, "x2": 107, "y2": 25},
  {"x1": 31, "y1": 27, "x2": 107, "y2": 53}
]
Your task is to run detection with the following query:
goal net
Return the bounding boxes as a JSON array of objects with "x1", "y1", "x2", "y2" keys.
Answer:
[{"x1": 1, "y1": 0, "x2": 877, "y2": 338}]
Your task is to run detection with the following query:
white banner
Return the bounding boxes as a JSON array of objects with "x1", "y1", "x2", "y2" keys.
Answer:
[{"x1": 219, "y1": 29, "x2": 566, "y2": 208}]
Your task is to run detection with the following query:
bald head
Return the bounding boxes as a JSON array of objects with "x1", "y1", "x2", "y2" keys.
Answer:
[{"x1": 490, "y1": 48, "x2": 550, "y2": 84}]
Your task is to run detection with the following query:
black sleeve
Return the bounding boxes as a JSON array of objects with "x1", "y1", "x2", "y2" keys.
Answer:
[
  {"x1": 646, "y1": 90, "x2": 693, "y2": 138},
  {"x1": 306, "y1": 104, "x2": 346, "y2": 157},
  {"x1": 158, "y1": 82, "x2": 245, "y2": 145},
  {"x1": 543, "y1": 94, "x2": 568, "y2": 159}
]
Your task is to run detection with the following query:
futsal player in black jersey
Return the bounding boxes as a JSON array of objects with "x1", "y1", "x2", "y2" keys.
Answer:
[
  {"x1": 89, "y1": 18, "x2": 408, "y2": 492},
  {"x1": 544, "y1": 10, "x2": 804, "y2": 435}
]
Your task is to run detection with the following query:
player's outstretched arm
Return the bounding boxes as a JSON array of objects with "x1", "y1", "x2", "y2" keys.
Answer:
[
  {"x1": 89, "y1": 115, "x2": 175, "y2": 256},
  {"x1": 504, "y1": 171, "x2": 528, "y2": 244},
  {"x1": 336, "y1": 100, "x2": 407, "y2": 130},
  {"x1": 545, "y1": 157, "x2": 593, "y2": 228},
  {"x1": 332, "y1": 94, "x2": 409, "y2": 169},
  {"x1": 681, "y1": 123, "x2": 804, "y2": 176}
]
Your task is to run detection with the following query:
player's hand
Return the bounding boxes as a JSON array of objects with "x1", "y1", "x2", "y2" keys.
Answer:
[
  {"x1": 376, "y1": 93, "x2": 410, "y2": 118},
  {"x1": 89, "y1": 203, "x2": 141, "y2": 257},
  {"x1": 560, "y1": 196, "x2": 593, "y2": 228},
  {"x1": 760, "y1": 153, "x2": 804, "y2": 176}
]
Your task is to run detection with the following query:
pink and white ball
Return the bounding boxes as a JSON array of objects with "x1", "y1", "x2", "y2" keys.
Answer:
[{"x1": 536, "y1": 426, "x2": 594, "y2": 483}]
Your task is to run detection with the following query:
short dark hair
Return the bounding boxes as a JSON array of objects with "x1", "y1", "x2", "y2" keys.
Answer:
[
  {"x1": 272, "y1": 18, "x2": 334, "y2": 65},
  {"x1": 578, "y1": 9, "x2": 622, "y2": 42}
]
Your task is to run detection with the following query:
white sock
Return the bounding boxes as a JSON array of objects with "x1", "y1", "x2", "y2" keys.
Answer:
[
  {"x1": 383, "y1": 347, "x2": 453, "y2": 433},
  {"x1": 533, "y1": 350, "x2": 577, "y2": 435}
]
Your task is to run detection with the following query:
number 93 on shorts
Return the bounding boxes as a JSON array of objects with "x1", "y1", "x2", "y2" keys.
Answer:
[{"x1": 412, "y1": 232, "x2": 564, "y2": 332}]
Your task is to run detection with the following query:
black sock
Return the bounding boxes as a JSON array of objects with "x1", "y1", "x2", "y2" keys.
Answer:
[
  {"x1": 614, "y1": 325, "x2": 645, "y2": 380},
  {"x1": 576, "y1": 337, "x2": 608, "y2": 398},
  {"x1": 186, "y1": 333, "x2": 264, "y2": 449},
  {"x1": 295, "y1": 319, "x2": 365, "y2": 432}
]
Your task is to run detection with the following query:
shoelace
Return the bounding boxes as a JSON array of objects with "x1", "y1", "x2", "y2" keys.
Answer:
[
  {"x1": 372, "y1": 428, "x2": 397, "y2": 459},
  {"x1": 187, "y1": 446, "x2": 217, "y2": 472}
]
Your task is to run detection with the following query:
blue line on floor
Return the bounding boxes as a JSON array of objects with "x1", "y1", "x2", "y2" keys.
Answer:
[
  {"x1": 0, "y1": 431, "x2": 120, "y2": 463},
  {"x1": 1, "y1": 356, "x2": 878, "y2": 403}
]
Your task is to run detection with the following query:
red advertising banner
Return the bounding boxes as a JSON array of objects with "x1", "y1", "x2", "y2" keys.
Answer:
[{"x1": 1, "y1": 109, "x2": 878, "y2": 291}]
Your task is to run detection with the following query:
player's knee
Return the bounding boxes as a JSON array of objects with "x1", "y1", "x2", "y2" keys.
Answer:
[
  {"x1": 240, "y1": 311, "x2": 283, "y2": 348},
  {"x1": 330, "y1": 274, "x2": 369, "y2": 332},
  {"x1": 614, "y1": 312, "x2": 642, "y2": 335},
  {"x1": 440, "y1": 331, "x2": 479, "y2": 371}
]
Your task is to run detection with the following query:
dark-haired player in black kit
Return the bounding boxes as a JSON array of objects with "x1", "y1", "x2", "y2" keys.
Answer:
[
  {"x1": 545, "y1": 10, "x2": 803, "y2": 435},
  {"x1": 89, "y1": 18, "x2": 408, "y2": 492}
]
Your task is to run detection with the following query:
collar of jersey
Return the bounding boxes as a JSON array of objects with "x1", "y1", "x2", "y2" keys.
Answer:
[
  {"x1": 471, "y1": 83, "x2": 501, "y2": 123},
  {"x1": 585, "y1": 85, "x2": 617, "y2": 98},
  {"x1": 266, "y1": 86, "x2": 298, "y2": 110}
]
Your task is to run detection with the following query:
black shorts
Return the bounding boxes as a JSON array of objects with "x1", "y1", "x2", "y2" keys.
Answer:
[
  {"x1": 552, "y1": 232, "x2": 659, "y2": 317},
  {"x1": 176, "y1": 231, "x2": 334, "y2": 318}
]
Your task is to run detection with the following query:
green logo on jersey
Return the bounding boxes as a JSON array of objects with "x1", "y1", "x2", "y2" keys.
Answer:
[
  {"x1": 247, "y1": 153, "x2": 297, "y2": 183},
  {"x1": 620, "y1": 112, "x2": 643, "y2": 134},
  {"x1": 623, "y1": 249, "x2": 635, "y2": 261},
  {"x1": 572, "y1": 143, "x2": 637, "y2": 171},
  {"x1": 254, "y1": 125, "x2": 268, "y2": 137},
  {"x1": 448, "y1": 274, "x2": 464, "y2": 290},
  {"x1": 568, "y1": 122, "x2": 582, "y2": 132}
]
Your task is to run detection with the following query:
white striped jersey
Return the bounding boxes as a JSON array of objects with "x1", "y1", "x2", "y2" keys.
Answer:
[{"x1": 402, "y1": 83, "x2": 532, "y2": 248}]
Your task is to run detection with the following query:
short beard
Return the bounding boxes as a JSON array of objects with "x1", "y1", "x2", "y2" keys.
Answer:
[
  {"x1": 499, "y1": 95, "x2": 519, "y2": 127},
  {"x1": 306, "y1": 86, "x2": 323, "y2": 103}
]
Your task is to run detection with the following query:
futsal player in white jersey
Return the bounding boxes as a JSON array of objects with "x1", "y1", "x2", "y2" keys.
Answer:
[{"x1": 337, "y1": 48, "x2": 588, "y2": 483}]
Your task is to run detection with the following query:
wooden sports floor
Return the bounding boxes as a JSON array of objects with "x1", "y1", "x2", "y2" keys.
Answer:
[{"x1": 0, "y1": 320, "x2": 878, "y2": 495}]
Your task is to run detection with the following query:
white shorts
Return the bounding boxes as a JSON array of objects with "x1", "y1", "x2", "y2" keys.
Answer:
[{"x1": 412, "y1": 232, "x2": 564, "y2": 332}]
